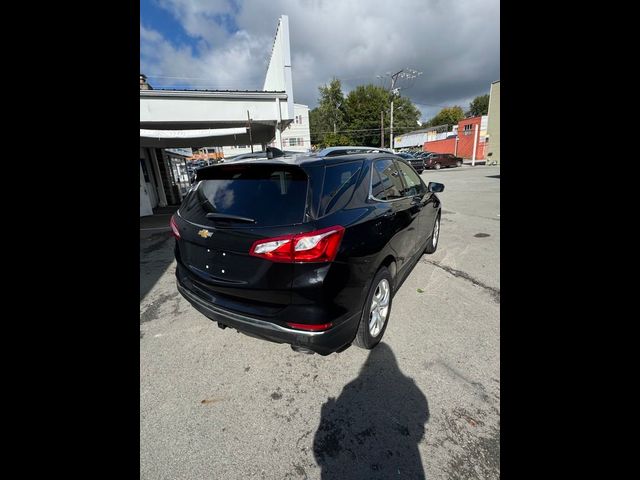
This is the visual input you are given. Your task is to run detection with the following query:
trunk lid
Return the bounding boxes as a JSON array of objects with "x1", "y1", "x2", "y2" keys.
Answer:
[{"x1": 175, "y1": 162, "x2": 311, "y2": 315}]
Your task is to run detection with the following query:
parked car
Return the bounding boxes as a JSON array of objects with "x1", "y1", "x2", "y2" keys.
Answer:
[
  {"x1": 315, "y1": 146, "x2": 395, "y2": 157},
  {"x1": 424, "y1": 153, "x2": 463, "y2": 170},
  {"x1": 172, "y1": 152, "x2": 444, "y2": 355},
  {"x1": 396, "y1": 152, "x2": 428, "y2": 173}
]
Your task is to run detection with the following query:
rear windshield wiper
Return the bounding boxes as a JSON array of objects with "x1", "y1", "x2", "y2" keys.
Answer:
[{"x1": 205, "y1": 212, "x2": 256, "y2": 223}]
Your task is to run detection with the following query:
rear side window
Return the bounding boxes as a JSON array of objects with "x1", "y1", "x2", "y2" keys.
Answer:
[
  {"x1": 395, "y1": 160, "x2": 426, "y2": 197},
  {"x1": 320, "y1": 162, "x2": 362, "y2": 216},
  {"x1": 371, "y1": 159, "x2": 404, "y2": 200},
  {"x1": 181, "y1": 164, "x2": 308, "y2": 227}
]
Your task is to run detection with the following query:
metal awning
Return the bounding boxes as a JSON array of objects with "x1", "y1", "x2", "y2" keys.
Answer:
[{"x1": 139, "y1": 121, "x2": 279, "y2": 148}]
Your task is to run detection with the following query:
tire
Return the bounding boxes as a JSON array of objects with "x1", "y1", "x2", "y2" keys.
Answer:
[
  {"x1": 456, "y1": 160, "x2": 462, "y2": 167},
  {"x1": 353, "y1": 267, "x2": 393, "y2": 350},
  {"x1": 424, "y1": 214, "x2": 440, "y2": 254},
  {"x1": 434, "y1": 163, "x2": 441, "y2": 170}
]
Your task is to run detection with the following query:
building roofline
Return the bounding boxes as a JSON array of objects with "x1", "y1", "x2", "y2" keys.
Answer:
[
  {"x1": 140, "y1": 89, "x2": 287, "y2": 100},
  {"x1": 395, "y1": 124, "x2": 449, "y2": 137}
]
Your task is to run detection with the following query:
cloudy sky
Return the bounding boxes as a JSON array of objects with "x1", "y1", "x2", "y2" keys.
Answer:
[{"x1": 140, "y1": 0, "x2": 500, "y2": 122}]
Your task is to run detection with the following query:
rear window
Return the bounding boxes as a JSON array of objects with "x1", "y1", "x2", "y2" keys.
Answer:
[
  {"x1": 180, "y1": 164, "x2": 308, "y2": 227},
  {"x1": 320, "y1": 161, "x2": 362, "y2": 216}
]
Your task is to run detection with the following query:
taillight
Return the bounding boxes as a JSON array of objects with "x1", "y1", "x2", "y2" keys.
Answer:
[
  {"x1": 170, "y1": 215, "x2": 181, "y2": 239},
  {"x1": 249, "y1": 226, "x2": 345, "y2": 263}
]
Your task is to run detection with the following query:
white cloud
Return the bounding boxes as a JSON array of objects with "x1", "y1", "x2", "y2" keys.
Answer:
[{"x1": 141, "y1": 0, "x2": 499, "y2": 121}]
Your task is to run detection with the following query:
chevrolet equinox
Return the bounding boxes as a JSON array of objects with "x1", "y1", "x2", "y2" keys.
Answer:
[{"x1": 172, "y1": 152, "x2": 444, "y2": 355}]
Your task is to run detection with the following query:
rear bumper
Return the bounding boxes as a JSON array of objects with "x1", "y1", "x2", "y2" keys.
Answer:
[{"x1": 176, "y1": 277, "x2": 360, "y2": 355}]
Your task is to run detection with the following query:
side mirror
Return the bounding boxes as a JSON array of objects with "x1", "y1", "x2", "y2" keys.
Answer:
[{"x1": 428, "y1": 182, "x2": 444, "y2": 193}]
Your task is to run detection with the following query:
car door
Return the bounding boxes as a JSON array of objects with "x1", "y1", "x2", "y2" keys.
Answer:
[
  {"x1": 371, "y1": 158, "x2": 417, "y2": 270},
  {"x1": 395, "y1": 159, "x2": 435, "y2": 253}
]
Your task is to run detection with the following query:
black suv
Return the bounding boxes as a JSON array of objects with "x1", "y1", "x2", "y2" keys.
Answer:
[
  {"x1": 172, "y1": 153, "x2": 444, "y2": 355},
  {"x1": 396, "y1": 152, "x2": 426, "y2": 174}
]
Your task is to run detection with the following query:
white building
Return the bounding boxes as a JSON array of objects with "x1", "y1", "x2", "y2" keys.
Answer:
[
  {"x1": 278, "y1": 103, "x2": 310, "y2": 152},
  {"x1": 140, "y1": 15, "x2": 296, "y2": 216},
  {"x1": 223, "y1": 103, "x2": 310, "y2": 156}
]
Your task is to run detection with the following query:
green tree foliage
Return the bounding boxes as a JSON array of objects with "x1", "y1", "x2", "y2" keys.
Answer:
[
  {"x1": 320, "y1": 133, "x2": 353, "y2": 147},
  {"x1": 309, "y1": 107, "x2": 323, "y2": 146},
  {"x1": 390, "y1": 95, "x2": 422, "y2": 143},
  {"x1": 309, "y1": 78, "x2": 347, "y2": 147},
  {"x1": 309, "y1": 80, "x2": 421, "y2": 148},
  {"x1": 343, "y1": 84, "x2": 421, "y2": 147},
  {"x1": 425, "y1": 106, "x2": 465, "y2": 131},
  {"x1": 467, "y1": 94, "x2": 489, "y2": 117}
]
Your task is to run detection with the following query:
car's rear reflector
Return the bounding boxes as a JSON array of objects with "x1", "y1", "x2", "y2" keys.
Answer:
[{"x1": 286, "y1": 322, "x2": 333, "y2": 331}]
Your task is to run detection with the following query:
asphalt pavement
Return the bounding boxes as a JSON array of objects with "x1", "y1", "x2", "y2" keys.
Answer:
[{"x1": 140, "y1": 164, "x2": 500, "y2": 479}]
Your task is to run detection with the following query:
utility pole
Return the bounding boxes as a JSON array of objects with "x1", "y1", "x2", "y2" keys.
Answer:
[
  {"x1": 380, "y1": 110, "x2": 384, "y2": 148},
  {"x1": 378, "y1": 68, "x2": 422, "y2": 152},
  {"x1": 389, "y1": 69, "x2": 402, "y2": 151}
]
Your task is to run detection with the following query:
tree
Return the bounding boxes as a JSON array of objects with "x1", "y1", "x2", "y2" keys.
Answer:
[
  {"x1": 343, "y1": 84, "x2": 421, "y2": 147},
  {"x1": 318, "y1": 78, "x2": 346, "y2": 134},
  {"x1": 320, "y1": 133, "x2": 353, "y2": 148},
  {"x1": 389, "y1": 95, "x2": 422, "y2": 144},
  {"x1": 309, "y1": 107, "x2": 324, "y2": 146},
  {"x1": 425, "y1": 106, "x2": 465, "y2": 131},
  {"x1": 467, "y1": 94, "x2": 489, "y2": 117},
  {"x1": 309, "y1": 78, "x2": 347, "y2": 147}
]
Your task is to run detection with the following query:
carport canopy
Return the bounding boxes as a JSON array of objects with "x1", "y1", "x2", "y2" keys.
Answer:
[{"x1": 140, "y1": 89, "x2": 292, "y2": 149}]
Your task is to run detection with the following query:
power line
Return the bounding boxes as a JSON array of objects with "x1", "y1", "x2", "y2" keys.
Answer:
[{"x1": 310, "y1": 125, "x2": 433, "y2": 137}]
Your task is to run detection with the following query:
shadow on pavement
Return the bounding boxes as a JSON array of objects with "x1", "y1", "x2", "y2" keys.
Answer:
[
  {"x1": 486, "y1": 175, "x2": 500, "y2": 179},
  {"x1": 140, "y1": 231, "x2": 175, "y2": 302},
  {"x1": 313, "y1": 343, "x2": 429, "y2": 479}
]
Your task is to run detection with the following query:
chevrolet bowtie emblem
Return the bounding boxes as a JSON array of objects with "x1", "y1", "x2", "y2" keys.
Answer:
[{"x1": 198, "y1": 229, "x2": 213, "y2": 238}]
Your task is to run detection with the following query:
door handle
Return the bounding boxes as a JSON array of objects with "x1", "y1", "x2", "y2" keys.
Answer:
[{"x1": 411, "y1": 196, "x2": 424, "y2": 207}]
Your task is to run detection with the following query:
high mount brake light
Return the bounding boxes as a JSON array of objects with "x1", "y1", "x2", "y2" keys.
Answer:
[{"x1": 249, "y1": 226, "x2": 345, "y2": 263}]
